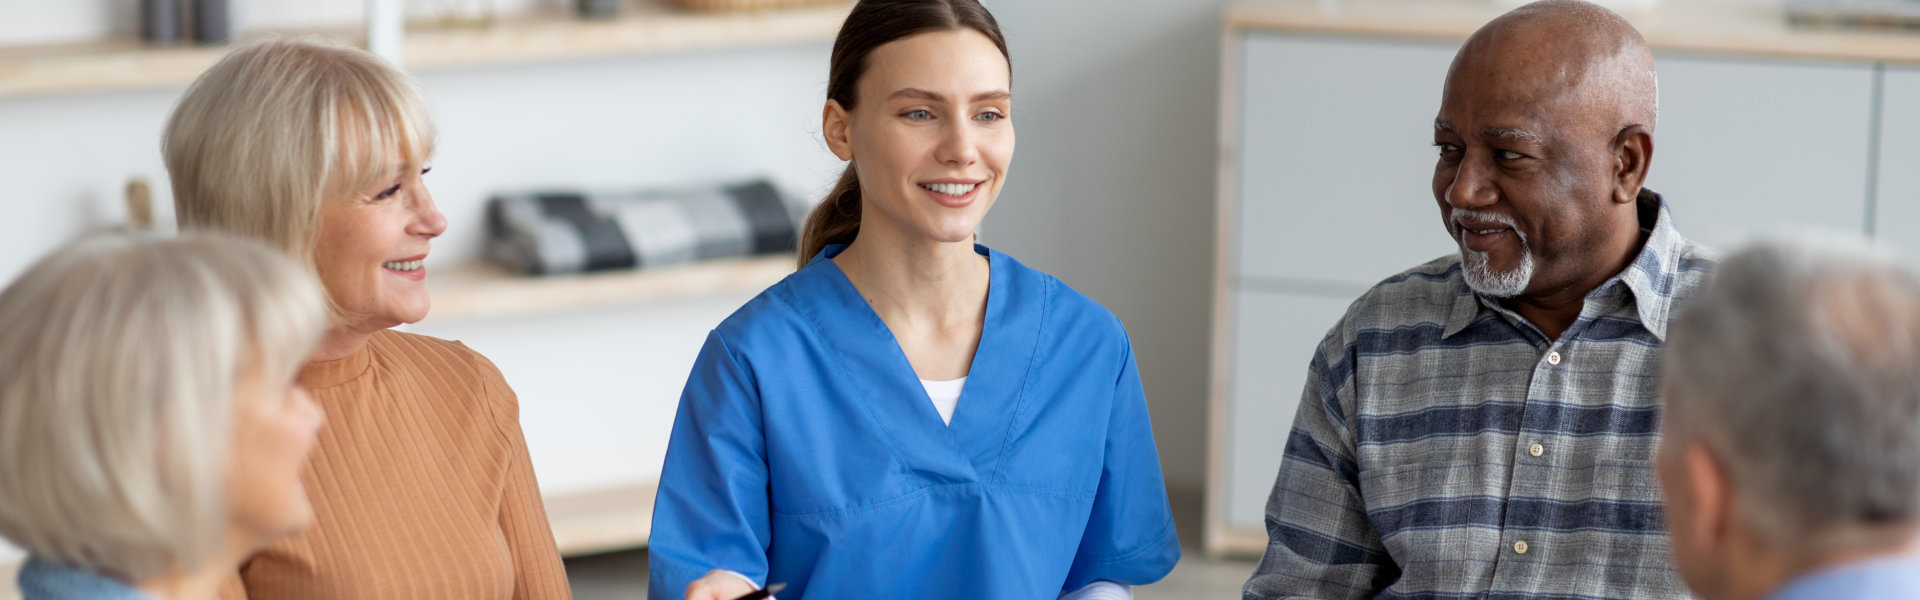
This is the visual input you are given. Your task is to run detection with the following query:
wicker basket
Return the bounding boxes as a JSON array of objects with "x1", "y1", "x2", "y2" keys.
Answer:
[{"x1": 665, "y1": 0, "x2": 847, "y2": 12}]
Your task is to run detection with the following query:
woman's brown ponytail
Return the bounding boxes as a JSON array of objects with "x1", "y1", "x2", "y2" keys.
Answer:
[{"x1": 797, "y1": 165, "x2": 864, "y2": 268}]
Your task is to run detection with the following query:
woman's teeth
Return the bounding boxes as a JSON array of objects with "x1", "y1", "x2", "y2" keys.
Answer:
[
  {"x1": 384, "y1": 260, "x2": 423, "y2": 272},
  {"x1": 920, "y1": 182, "x2": 977, "y2": 196}
]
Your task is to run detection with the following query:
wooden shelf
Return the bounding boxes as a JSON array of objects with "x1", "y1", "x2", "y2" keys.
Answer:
[
  {"x1": 424, "y1": 254, "x2": 794, "y2": 322},
  {"x1": 404, "y1": 3, "x2": 850, "y2": 72},
  {"x1": 1228, "y1": 0, "x2": 1920, "y2": 65},
  {"x1": 547, "y1": 482, "x2": 658, "y2": 557},
  {"x1": 0, "y1": 37, "x2": 233, "y2": 98},
  {"x1": 0, "y1": 2, "x2": 850, "y2": 98}
]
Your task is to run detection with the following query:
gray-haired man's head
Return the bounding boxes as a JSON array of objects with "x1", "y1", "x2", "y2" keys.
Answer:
[{"x1": 1659, "y1": 235, "x2": 1920, "y2": 600}]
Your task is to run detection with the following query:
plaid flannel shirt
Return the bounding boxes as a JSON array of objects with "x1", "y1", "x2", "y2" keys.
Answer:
[{"x1": 1246, "y1": 191, "x2": 1717, "y2": 600}]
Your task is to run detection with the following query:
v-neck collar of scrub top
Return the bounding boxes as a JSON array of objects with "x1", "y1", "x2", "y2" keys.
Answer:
[{"x1": 795, "y1": 242, "x2": 1043, "y2": 485}]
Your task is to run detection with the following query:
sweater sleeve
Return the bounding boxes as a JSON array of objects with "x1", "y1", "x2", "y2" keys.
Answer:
[{"x1": 468, "y1": 348, "x2": 574, "y2": 600}]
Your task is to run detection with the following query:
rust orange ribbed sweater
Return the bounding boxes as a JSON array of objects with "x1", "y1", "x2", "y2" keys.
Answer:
[{"x1": 218, "y1": 329, "x2": 572, "y2": 600}]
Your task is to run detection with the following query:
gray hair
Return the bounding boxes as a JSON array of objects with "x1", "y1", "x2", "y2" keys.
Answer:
[
  {"x1": 1663, "y1": 234, "x2": 1920, "y2": 553},
  {"x1": 0, "y1": 233, "x2": 327, "y2": 580}
]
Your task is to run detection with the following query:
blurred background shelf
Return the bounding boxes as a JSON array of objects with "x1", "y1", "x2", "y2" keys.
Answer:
[
  {"x1": 425, "y1": 255, "x2": 795, "y2": 322},
  {"x1": 0, "y1": 2, "x2": 850, "y2": 98},
  {"x1": 0, "y1": 37, "x2": 232, "y2": 98},
  {"x1": 404, "y1": 3, "x2": 850, "y2": 71},
  {"x1": 547, "y1": 482, "x2": 658, "y2": 557}
]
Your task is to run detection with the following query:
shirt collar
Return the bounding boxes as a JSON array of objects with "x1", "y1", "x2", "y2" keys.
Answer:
[
  {"x1": 1765, "y1": 556, "x2": 1920, "y2": 600},
  {"x1": 1443, "y1": 189, "x2": 1687, "y2": 340},
  {"x1": 16, "y1": 557, "x2": 161, "y2": 600},
  {"x1": 1615, "y1": 189, "x2": 1687, "y2": 341},
  {"x1": 299, "y1": 330, "x2": 377, "y2": 389}
]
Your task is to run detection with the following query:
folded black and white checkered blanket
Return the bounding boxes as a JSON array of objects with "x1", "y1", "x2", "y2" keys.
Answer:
[{"x1": 485, "y1": 180, "x2": 804, "y2": 275}]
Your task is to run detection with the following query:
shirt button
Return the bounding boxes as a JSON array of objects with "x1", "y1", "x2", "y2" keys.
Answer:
[
  {"x1": 1529, "y1": 443, "x2": 1545, "y2": 457},
  {"x1": 1514, "y1": 540, "x2": 1530, "y2": 555},
  {"x1": 1546, "y1": 351, "x2": 1562, "y2": 365}
]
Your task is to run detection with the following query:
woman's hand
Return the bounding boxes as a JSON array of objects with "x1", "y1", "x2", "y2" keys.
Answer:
[{"x1": 685, "y1": 570, "x2": 762, "y2": 600}]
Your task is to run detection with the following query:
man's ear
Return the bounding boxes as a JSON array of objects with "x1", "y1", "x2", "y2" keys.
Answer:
[
  {"x1": 1611, "y1": 124, "x2": 1654, "y2": 205},
  {"x1": 824, "y1": 99, "x2": 854, "y2": 162},
  {"x1": 1684, "y1": 441, "x2": 1733, "y2": 551}
]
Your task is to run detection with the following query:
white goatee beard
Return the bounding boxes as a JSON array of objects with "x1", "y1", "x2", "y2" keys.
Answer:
[{"x1": 1461, "y1": 247, "x2": 1534, "y2": 298}]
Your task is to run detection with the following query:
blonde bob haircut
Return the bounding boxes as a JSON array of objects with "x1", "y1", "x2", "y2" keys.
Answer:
[
  {"x1": 164, "y1": 35, "x2": 435, "y2": 269},
  {"x1": 0, "y1": 233, "x2": 327, "y2": 581}
]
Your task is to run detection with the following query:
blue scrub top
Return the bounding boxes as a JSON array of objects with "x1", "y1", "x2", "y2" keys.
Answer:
[{"x1": 648, "y1": 244, "x2": 1180, "y2": 599}]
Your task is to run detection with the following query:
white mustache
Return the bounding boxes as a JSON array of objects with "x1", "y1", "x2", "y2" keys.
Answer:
[{"x1": 1452, "y1": 209, "x2": 1528, "y2": 243}]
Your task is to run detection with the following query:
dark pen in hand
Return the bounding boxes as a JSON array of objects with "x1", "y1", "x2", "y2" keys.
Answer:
[{"x1": 730, "y1": 582, "x2": 787, "y2": 600}]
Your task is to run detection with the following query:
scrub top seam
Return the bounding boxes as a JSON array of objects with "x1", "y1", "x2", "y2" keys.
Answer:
[
  {"x1": 1080, "y1": 513, "x2": 1178, "y2": 565},
  {"x1": 777, "y1": 276, "x2": 914, "y2": 474},
  {"x1": 768, "y1": 480, "x2": 1100, "y2": 520},
  {"x1": 991, "y1": 274, "x2": 1055, "y2": 485}
]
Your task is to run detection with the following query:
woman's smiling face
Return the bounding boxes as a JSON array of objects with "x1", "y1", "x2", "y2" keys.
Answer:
[
  {"x1": 311, "y1": 162, "x2": 446, "y2": 332},
  {"x1": 826, "y1": 28, "x2": 1014, "y2": 244}
]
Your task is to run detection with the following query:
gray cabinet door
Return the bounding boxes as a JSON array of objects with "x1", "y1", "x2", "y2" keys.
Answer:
[
  {"x1": 1235, "y1": 34, "x2": 1460, "y2": 288},
  {"x1": 1645, "y1": 53, "x2": 1875, "y2": 250},
  {"x1": 1876, "y1": 66, "x2": 1920, "y2": 256},
  {"x1": 1224, "y1": 289, "x2": 1355, "y2": 532}
]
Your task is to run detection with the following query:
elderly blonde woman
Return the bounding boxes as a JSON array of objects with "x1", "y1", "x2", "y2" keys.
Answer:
[
  {"x1": 0, "y1": 234, "x2": 328, "y2": 600},
  {"x1": 163, "y1": 37, "x2": 571, "y2": 600}
]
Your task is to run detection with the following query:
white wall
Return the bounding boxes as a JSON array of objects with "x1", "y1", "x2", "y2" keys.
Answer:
[{"x1": 981, "y1": 0, "x2": 1239, "y2": 495}]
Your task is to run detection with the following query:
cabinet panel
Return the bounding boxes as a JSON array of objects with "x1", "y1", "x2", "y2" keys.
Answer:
[
  {"x1": 1646, "y1": 54, "x2": 1875, "y2": 249},
  {"x1": 1876, "y1": 66, "x2": 1920, "y2": 257},
  {"x1": 1224, "y1": 289, "x2": 1355, "y2": 532},
  {"x1": 1236, "y1": 34, "x2": 1461, "y2": 287}
]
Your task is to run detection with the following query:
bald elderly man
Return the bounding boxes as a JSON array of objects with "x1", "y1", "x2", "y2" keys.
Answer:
[{"x1": 1245, "y1": 1, "x2": 1713, "y2": 598}]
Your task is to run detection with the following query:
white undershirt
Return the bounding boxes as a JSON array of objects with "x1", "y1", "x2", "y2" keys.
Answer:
[{"x1": 919, "y1": 377, "x2": 967, "y2": 425}]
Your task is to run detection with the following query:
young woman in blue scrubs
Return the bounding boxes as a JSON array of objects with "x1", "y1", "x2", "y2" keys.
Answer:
[{"x1": 647, "y1": 1, "x2": 1181, "y2": 597}]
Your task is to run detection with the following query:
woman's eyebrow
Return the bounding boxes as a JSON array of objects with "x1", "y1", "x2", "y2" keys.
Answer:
[
  {"x1": 887, "y1": 88, "x2": 1012, "y2": 103},
  {"x1": 889, "y1": 87, "x2": 945, "y2": 102}
]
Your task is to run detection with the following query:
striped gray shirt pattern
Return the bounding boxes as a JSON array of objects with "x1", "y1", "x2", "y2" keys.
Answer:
[{"x1": 1246, "y1": 193, "x2": 1717, "y2": 600}]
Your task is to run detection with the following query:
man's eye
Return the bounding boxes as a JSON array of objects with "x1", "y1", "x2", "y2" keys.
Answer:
[{"x1": 1496, "y1": 150, "x2": 1526, "y2": 160}]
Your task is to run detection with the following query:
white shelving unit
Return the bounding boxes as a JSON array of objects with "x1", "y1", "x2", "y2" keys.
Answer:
[{"x1": 0, "y1": 2, "x2": 849, "y2": 98}]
